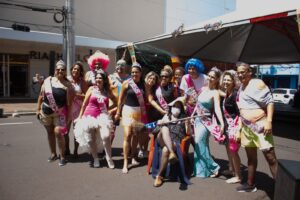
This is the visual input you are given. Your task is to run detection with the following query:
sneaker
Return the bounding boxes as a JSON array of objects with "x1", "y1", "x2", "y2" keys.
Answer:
[
  {"x1": 58, "y1": 159, "x2": 66, "y2": 166},
  {"x1": 93, "y1": 158, "x2": 100, "y2": 168},
  {"x1": 236, "y1": 183, "x2": 257, "y2": 192},
  {"x1": 47, "y1": 155, "x2": 58, "y2": 162},
  {"x1": 226, "y1": 177, "x2": 241, "y2": 184},
  {"x1": 138, "y1": 150, "x2": 144, "y2": 158}
]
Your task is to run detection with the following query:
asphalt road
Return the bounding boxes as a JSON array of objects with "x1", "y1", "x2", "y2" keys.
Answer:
[{"x1": 0, "y1": 116, "x2": 300, "y2": 200}]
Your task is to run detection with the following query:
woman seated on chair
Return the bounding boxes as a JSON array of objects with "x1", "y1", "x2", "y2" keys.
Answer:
[{"x1": 153, "y1": 97, "x2": 191, "y2": 187}]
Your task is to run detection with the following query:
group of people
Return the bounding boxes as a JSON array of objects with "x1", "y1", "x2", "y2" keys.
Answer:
[{"x1": 36, "y1": 50, "x2": 278, "y2": 192}]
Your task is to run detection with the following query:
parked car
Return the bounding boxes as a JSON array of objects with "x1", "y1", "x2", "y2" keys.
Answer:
[{"x1": 272, "y1": 88, "x2": 297, "y2": 105}]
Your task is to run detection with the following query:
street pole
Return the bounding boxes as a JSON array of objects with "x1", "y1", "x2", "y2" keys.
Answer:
[{"x1": 64, "y1": 0, "x2": 75, "y2": 77}]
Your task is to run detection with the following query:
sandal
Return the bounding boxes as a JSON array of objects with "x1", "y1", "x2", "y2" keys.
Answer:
[{"x1": 226, "y1": 177, "x2": 241, "y2": 184}]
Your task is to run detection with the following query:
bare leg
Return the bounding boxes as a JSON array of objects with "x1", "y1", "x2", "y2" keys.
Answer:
[
  {"x1": 157, "y1": 146, "x2": 170, "y2": 176},
  {"x1": 157, "y1": 126, "x2": 177, "y2": 164},
  {"x1": 226, "y1": 151, "x2": 242, "y2": 183},
  {"x1": 45, "y1": 125, "x2": 56, "y2": 158},
  {"x1": 231, "y1": 152, "x2": 241, "y2": 179},
  {"x1": 70, "y1": 122, "x2": 79, "y2": 156},
  {"x1": 138, "y1": 131, "x2": 149, "y2": 157},
  {"x1": 64, "y1": 122, "x2": 72, "y2": 155},
  {"x1": 88, "y1": 128, "x2": 98, "y2": 159},
  {"x1": 100, "y1": 127, "x2": 114, "y2": 169},
  {"x1": 225, "y1": 145, "x2": 234, "y2": 174},
  {"x1": 245, "y1": 147, "x2": 258, "y2": 186},
  {"x1": 110, "y1": 126, "x2": 116, "y2": 145},
  {"x1": 54, "y1": 126, "x2": 66, "y2": 161},
  {"x1": 73, "y1": 138, "x2": 79, "y2": 156},
  {"x1": 131, "y1": 133, "x2": 139, "y2": 165},
  {"x1": 154, "y1": 146, "x2": 170, "y2": 187},
  {"x1": 158, "y1": 126, "x2": 175, "y2": 154},
  {"x1": 123, "y1": 126, "x2": 132, "y2": 173},
  {"x1": 263, "y1": 148, "x2": 278, "y2": 179}
]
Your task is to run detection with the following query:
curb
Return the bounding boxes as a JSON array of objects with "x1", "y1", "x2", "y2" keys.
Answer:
[{"x1": 2, "y1": 111, "x2": 36, "y2": 118}]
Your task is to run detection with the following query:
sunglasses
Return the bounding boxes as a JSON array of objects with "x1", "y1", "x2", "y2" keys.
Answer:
[
  {"x1": 56, "y1": 68, "x2": 65, "y2": 72},
  {"x1": 160, "y1": 75, "x2": 169, "y2": 78}
]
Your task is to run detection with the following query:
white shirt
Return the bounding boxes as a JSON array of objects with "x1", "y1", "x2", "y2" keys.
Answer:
[{"x1": 180, "y1": 74, "x2": 208, "y2": 95}]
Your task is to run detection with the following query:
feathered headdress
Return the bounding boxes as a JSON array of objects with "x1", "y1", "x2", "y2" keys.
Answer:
[{"x1": 87, "y1": 50, "x2": 110, "y2": 71}]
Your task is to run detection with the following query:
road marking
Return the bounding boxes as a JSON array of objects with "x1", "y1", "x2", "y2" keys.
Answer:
[{"x1": 0, "y1": 122, "x2": 33, "y2": 126}]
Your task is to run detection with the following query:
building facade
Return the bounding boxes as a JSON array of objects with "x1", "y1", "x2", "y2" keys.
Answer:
[
  {"x1": 0, "y1": 0, "x2": 235, "y2": 99},
  {"x1": 0, "y1": 0, "x2": 165, "y2": 99},
  {"x1": 259, "y1": 64, "x2": 300, "y2": 89}
]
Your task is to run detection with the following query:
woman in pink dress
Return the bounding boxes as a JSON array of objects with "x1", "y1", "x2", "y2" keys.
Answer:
[
  {"x1": 65, "y1": 62, "x2": 88, "y2": 157},
  {"x1": 74, "y1": 70, "x2": 116, "y2": 169}
]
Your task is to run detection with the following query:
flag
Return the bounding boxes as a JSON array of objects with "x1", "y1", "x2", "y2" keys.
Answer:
[{"x1": 145, "y1": 122, "x2": 157, "y2": 130}]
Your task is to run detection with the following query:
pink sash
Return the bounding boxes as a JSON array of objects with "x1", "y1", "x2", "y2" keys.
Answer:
[
  {"x1": 94, "y1": 86, "x2": 108, "y2": 114},
  {"x1": 70, "y1": 79, "x2": 84, "y2": 120},
  {"x1": 223, "y1": 97, "x2": 240, "y2": 139},
  {"x1": 44, "y1": 77, "x2": 68, "y2": 135},
  {"x1": 128, "y1": 79, "x2": 148, "y2": 123},
  {"x1": 196, "y1": 101, "x2": 225, "y2": 142},
  {"x1": 236, "y1": 86, "x2": 265, "y2": 134},
  {"x1": 185, "y1": 75, "x2": 201, "y2": 115},
  {"x1": 155, "y1": 86, "x2": 168, "y2": 111},
  {"x1": 71, "y1": 97, "x2": 82, "y2": 120},
  {"x1": 223, "y1": 97, "x2": 240, "y2": 151}
]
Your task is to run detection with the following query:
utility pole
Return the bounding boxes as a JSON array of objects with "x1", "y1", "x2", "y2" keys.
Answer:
[{"x1": 63, "y1": 0, "x2": 75, "y2": 76}]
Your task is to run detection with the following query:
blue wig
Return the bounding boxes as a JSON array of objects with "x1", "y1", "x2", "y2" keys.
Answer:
[{"x1": 184, "y1": 58, "x2": 205, "y2": 74}]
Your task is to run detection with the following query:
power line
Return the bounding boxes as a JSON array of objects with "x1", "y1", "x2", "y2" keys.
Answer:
[
  {"x1": 0, "y1": 18, "x2": 62, "y2": 31},
  {"x1": 0, "y1": 0, "x2": 63, "y2": 13},
  {"x1": 3, "y1": 0, "x2": 61, "y2": 9},
  {"x1": 74, "y1": 17, "x2": 120, "y2": 41}
]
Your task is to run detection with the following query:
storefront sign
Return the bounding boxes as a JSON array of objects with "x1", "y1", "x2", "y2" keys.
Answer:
[{"x1": 29, "y1": 50, "x2": 90, "y2": 62}]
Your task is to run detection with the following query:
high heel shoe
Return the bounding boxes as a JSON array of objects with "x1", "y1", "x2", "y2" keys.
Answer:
[
  {"x1": 210, "y1": 171, "x2": 219, "y2": 178},
  {"x1": 106, "y1": 157, "x2": 115, "y2": 169},
  {"x1": 153, "y1": 176, "x2": 163, "y2": 187}
]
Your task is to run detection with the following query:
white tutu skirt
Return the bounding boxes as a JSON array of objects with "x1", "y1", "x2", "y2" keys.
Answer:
[{"x1": 74, "y1": 114, "x2": 113, "y2": 153}]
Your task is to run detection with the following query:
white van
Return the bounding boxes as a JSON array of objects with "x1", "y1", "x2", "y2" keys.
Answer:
[{"x1": 272, "y1": 88, "x2": 297, "y2": 105}]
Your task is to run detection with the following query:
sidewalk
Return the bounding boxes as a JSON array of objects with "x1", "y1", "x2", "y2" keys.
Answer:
[{"x1": 0, "y1": 102, "x2": 36, "y2": 117}]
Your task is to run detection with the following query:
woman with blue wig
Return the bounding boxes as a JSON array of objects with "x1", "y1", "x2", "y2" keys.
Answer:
[{"x1": 180, "y1": 58, "x2": 208, "y2": 115}]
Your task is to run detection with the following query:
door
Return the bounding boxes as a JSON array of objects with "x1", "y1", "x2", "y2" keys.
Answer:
[{"x1": 0, "y1": 54, "x2": 29, "y2": 97}]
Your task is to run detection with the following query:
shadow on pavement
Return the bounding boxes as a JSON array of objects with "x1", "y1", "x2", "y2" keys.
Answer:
[
  {"x1": 273, "y1": 120, "x2": 300, "y2": 141},
  {"x1": 255, "y1": 171, "x2": 275, "y2": 199}
]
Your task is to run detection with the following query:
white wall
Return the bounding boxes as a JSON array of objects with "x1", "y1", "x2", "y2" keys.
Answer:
[
  {"x1": 0, "y1": 0, "x2": 165, "y2": 42},
  {"x1": 236, "y1": 0, "x2": 300, "y2": 14},
  {"x1": 165, "y1": 0, "x2": 236, "y2": 32}
]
